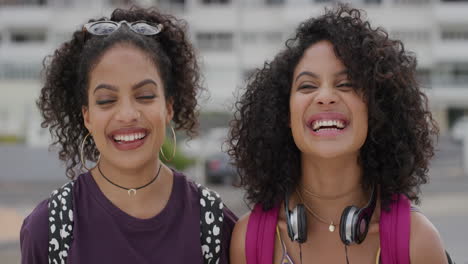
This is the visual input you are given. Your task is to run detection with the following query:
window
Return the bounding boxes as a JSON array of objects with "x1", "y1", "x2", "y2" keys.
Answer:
[
  {"x1": 242, "y1": 32, "x2": 283, "y2": 45},
  {"x1": 393, "y1": 0, "x2": 431, "y2": 5},
  {"x1": 153, "y1": 0, "x2": 186, "y2": 12},
  {"x1": 441, "y1": 29, "x2": 468, "y2": 41},
  {"x1": 201, "y1": 0, "x2": 230, "y2": 4},
  {"x1": 0, "y1": 63, "x2": 41, "y2": 80},
  {"x1": 197, "y1": 32, "x2": 233, "y2": 51},
  {"x1": 265, "y1": 0, "x2": 284, "y2": 5},
  {"x1": 0, "y1": 0, "x2": 47, "y2": 6},
  {"x1": 10, "y1": 29, "x2": 46, "y2": 44},
  {"x1": 453, "y1": 64, "x2": 468, "y2": 81},
  {"x1": 416, "y1": 68, "x2": 431, "y2": 88},
  {"x1": 156, "y1": 0, "x2": 185, "y2": 4},
  {"x1": 108, "y1": 0, "x2": 136, "y2": 6},
  {"x1": 434, "y1": 63, "x2": 468, "y2": 86},
  {"x1": 364, "y1": 0, "x2": 382, "y2": 3},
  {"x1": 390, "y1": 30, "x2": 430, "y2": 43}
]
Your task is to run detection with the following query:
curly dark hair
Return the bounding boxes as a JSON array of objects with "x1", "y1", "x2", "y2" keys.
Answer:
[
  {"x1": 228, "y1": 4, "x2": 439, "y2": 210},
  {"x1": 37, "y1": 7, "x2": 202, "y2": 179}
]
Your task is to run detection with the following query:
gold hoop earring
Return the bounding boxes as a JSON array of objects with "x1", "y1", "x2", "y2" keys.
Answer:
[
  {"x1": 160, "y1": 126, "x2": 177, "y2": 162},
  {"x1": 80, "y1": 133, "x2": 100, "y2": 171}
]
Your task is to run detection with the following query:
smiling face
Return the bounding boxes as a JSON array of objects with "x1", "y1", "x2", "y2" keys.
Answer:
[
  {"x1": 82, "y1": 44, "x2": 173, "y2": 170},
  {"x1": 289, "y1": 40, "x2": 368, "y2": 160}
]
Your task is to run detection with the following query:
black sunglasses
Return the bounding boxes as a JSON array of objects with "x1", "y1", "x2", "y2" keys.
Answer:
[{"x1": 83, "y1": 20, "x2": 163, "y2": 36}]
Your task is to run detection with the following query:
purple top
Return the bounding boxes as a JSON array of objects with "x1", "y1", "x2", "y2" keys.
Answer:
[{"x1": 20, "y1": 170, "x2": 237, "y2": 264}]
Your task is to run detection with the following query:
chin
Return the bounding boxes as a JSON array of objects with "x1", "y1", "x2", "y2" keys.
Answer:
[
  {"x1": 304, "y1": 146, "x2": 358, "y2": 160},
  {"x1": 310, "y1": 151, "x2": 344, "y2": 160},
  {"x1": 108, "y1": 155, "x2": 155, "y2": 170}
]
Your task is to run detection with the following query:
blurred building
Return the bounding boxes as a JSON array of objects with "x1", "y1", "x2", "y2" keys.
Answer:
[{"x1": 1, "y1": 0, "x2": 468, "y2": 146}]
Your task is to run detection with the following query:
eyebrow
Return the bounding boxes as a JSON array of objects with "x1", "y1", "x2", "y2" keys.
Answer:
[
  {"x1": 294, "y1": 69, "x2": 349, "y2": 83},
  {"x1": 93, "y1": 79, "x2": 158, "y2": 94},
  {"x1": 93, "y1": 83, "x2": 118, "y2": 94},
  {"x1": 132, "y1": 79, "x2": 158, "y2": 90}
]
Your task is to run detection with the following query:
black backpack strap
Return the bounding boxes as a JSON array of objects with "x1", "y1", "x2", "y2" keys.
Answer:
[
  {"x1": 48, "y1": 181, "x2": 75, "y2": 264},
  {"x1": 198, "y1": 184, "x2": 224, "y2": 264}
]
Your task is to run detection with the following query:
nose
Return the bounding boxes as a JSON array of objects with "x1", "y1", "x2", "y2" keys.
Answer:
[
  {"x1": 115, "y1": 100, "x2": 140, "y2": 123},
  {"x1": 314, "y1": 85, "x2": 338, "y2": 106}
]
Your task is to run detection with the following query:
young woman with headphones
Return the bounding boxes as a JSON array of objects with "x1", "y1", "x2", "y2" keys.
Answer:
[{"x1": 228, "y1": 5, "x2": 450, "y2": 264}]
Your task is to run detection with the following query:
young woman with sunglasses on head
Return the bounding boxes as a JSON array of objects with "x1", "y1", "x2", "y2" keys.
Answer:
[
  {"x1": 20, "y1": 7, "x2": 237, "y2": 264},
  {"x1": 229, "y1": 5, "x2": 450, "y2": 264}
]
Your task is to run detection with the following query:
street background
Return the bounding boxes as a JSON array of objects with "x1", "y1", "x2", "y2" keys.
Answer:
[{"x1": 1, "y1": 0, "x2": 468, "y2": 263}]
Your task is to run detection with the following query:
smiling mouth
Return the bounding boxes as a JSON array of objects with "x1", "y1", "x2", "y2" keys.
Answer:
[
  {"x1": 310, "y1": 119, "x2": 347, "y2": 132},
  {"x1": 112, "y1": 132, "x2": 147, "y2": 143}
]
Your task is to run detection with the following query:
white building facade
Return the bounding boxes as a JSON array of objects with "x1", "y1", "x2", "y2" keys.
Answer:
[{"x1": 1, "y1": 0, "x2": 467, "y2": 145}]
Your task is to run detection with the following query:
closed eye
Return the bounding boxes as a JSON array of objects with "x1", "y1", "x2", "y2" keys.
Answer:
[
  {"x1": 136, "y1": 95, "x2": 156, "y2": 100},
  {"x1": 96, "y1": 99, "x2": 116, "y2": 105},
  {"x1": 298, "y1": 84, "x2": 318, "y2": 90},
  {"x1": 337, "y1": 83, "x2": 354, "y2": 90}
]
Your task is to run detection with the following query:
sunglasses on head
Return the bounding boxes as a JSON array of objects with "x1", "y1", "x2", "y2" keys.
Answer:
[{"x1": 83, "y1": 20, "x2": 163, "y2": 36}]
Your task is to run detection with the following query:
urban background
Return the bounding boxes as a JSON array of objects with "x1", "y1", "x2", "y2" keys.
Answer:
[{"x1": 0, "y1": 0, "x2": 467, "y2": 263}]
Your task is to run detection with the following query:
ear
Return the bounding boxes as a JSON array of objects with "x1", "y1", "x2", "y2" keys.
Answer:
[
  {"x1": 165, "y1": 97, "x2": 174, "y2": 124},
  {"x1": 82, "y1": 106, "x2": 92, "y2": 133}
]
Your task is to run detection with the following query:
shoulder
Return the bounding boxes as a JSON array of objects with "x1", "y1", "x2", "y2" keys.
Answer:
[
  {"x1": 20, "y1": 199, "x2": 49, "y2": 264},
  {"x1": 230, "y1": 212, "x2": 251, "y2": 264},
  {"x1": 173, "y1": 170, "x2": 199, "y2": 196},
  {"x1": 176, "y1": 170, "x2": 239, "y2": 230},
  {"x1": 409, "y1": 211, "x2": 448, "y2": 264}
]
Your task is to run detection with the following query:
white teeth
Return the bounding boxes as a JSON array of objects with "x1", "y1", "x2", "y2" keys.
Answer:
[
  {"x1": 312, "y1": 119, "x2": 346, "y2": 131},
  {"x1": 113, "y1": 133, "x2": 146, "y2": 142}
]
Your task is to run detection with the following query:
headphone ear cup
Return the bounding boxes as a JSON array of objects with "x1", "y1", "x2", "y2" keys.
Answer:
[
  {"x1": 285, "y1": 214, "x2": 295, "y2": 242},
  {"x1": 340, "y1": 205, "x2": 358, "y2": 245},
  {"x1": 296, "y1": 204, "x2": 307, "y2": 243},
  {"x1": 354, "y1": 213, "x2": 370, "y2": 244},
  {"x1": 284, "y1": 200, "x2": 295, "y2": 242}
]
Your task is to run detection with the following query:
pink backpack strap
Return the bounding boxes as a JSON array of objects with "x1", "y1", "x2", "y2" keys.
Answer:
[
  {"x1": 246, "y1": 203, "x2": 280, "y2": 264},
  {"x1": 380, "y1": 194, "x2": 411, "y2": 264}
]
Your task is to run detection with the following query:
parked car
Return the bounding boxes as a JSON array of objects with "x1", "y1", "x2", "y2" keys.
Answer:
[
  {"x1": 451, "y1": 116, "x2": 468, "y2": 142},
  {"x1": 205, "y1": 152, "x2": 239, "y2": 185}
]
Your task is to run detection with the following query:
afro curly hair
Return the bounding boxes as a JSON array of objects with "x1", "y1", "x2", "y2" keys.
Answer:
[
  {"x1": 228, "y1": 4, "x2": 439, "y2": 210},
  {"x1": 37, "y1": 7, "x2": 202, "y2": 179}
]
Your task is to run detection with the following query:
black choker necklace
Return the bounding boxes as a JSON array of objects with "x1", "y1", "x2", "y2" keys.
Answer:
[{"x1": 97, "y1": 163, "x2": 163, "y2": 196}]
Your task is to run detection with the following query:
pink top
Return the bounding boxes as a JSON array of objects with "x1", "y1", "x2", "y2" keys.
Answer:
[{"x1": 246, "y1": 194, "x2": 411, "y2": 264}]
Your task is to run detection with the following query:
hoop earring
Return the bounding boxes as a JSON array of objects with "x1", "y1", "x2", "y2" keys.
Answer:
[
  {"x1": 80, "y1": 133, "x2": 100, "y2": 171},
  {"x1": 160, "y1": 125, "x2": 177, "y2": 162}
]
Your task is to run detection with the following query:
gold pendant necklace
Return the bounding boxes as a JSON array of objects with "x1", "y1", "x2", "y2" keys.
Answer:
[{"x1": 296, "y1": 190, "x2": 336, "y2": 233}]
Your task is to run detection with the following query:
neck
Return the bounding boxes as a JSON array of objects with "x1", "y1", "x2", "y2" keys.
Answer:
[
  {"x1": 90, "y1": 156, "x2": 170, "y2": 200},
  {"x1": 300, "y1": 153, "x2": 362, "y2": 196},
  {"x1": 296, "y1": 153, "x2": 367, "y2": 224},
  {"x1": 101, "y1": 159, "x2": 162, "y2": 186}
]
